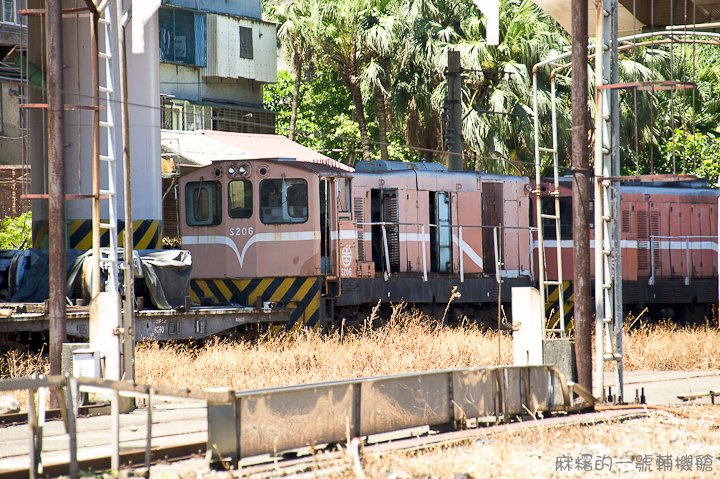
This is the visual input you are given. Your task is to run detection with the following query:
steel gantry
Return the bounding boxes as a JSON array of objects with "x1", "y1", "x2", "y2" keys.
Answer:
[{"x1": 533, "y1": 10, "x2": 720, "y2": 400}]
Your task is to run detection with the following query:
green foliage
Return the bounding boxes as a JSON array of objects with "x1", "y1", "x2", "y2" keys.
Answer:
[
  {"x1": 265, "y1": 0, "x2": 720, "y2": 178},
  {"x1": 661, "y1": 130, "x2": 720, "y2": 181},
  {"x1": 264, "y1": 69, "x2": 363, "y2": 162},
  {"x1": 0, "y1": 212, "x2": 32, "y2": 250},
  {"x1": 265, "y1": 0, "x2": 568, "y2": 173}
]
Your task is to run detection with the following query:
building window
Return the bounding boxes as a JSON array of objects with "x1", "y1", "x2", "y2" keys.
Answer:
[
  {"x1": 228, "y1": 180, "x2": 253, "y2": 218},
  {"x1": 260, "y1": 179, "x2": 308, "y2": 224},
  {"x1": 159, "y1": 8, "x2": 206, "y2": 67},
  {"x1": 186, "y1": 181, "x2": 221, "y2": 226},
  {"x1": 2, "y1": 0, "x2": 16, "y2": 24},
  {"x1": 239, "y1": 26, "x2": 253, "y2": 59}
]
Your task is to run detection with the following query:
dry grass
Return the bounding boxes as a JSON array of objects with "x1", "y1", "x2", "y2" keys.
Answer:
[
  {"x1": 622, "y1": 321, "x2": 720, "y2": 371},
  {"x1": 0, "y1": 349, "x2": 47, "y2": 410},
  {"x1": 136, "y1": 303, "x2": 511, "y2": 390},
  {"x1": 2, "y1": 306, "x2": 720, "y2": 393}
]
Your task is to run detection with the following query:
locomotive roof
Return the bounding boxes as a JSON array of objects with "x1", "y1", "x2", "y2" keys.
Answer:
[
  {"x1": 555, "y1": 175, "x2": 718, "y2": 196},
  {"x1": 620, "y1": 185, "x2": 718, "y2": 197},
  {"x1": 197, "y1": 158, "x2": 352, "y2": 177}
]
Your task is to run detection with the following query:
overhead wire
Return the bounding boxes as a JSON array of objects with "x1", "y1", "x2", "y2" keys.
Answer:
[{"x1": 17, "y1": 79, "x2": 540, "y2": 171}]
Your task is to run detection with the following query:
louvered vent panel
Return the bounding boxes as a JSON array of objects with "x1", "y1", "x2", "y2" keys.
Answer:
[
  {"x1": 637, "y1": 211, "x2": 649, "y2": 272},
  {"x1": 384, "y1": 194, "x2": 401, "y2": 270},
  {"x1": 622, "y1": 210, "x2": 632, "y2": 233},
  {"x1": 650, "y1": 211, "x2": 661, "y2": 271},
  {"x1": 354, "y1": 197, "x2": 365, "y2": 261}
]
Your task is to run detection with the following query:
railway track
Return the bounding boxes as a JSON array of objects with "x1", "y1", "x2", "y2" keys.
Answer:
[
  {"x1": 0, "y1": 407, "x2": 649, "y2": 479},
  {"x1": 5, "y1": 367, "x2": 714, "y2": 478}
]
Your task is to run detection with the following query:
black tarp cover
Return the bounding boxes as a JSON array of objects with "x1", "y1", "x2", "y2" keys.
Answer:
[{"x1": 10, "y1": 249, "x2": 192, "y2": 309}]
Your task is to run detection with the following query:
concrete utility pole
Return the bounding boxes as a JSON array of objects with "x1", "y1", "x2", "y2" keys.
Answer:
[
  {"x1": 571, "y1": 0, "x2": 592, "y2": 392},
  {"x1": 46, "y1": 0, "x2": 66, "y2": 377},
  {"x1": 446, "y1": 50, "x2": 464, "y2": 171},
  {"x1": 119, "y1": 5, "x2": 135, "y2": 383}
]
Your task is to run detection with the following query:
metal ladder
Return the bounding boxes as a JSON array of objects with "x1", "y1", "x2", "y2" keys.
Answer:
[
  {"x1": 532, "y1": 73, "x2": 566, "y2": 338},
  {"x1": 595, "y1": 0, "x2": 623, "y2": 400},
  {"x1": 98, "y1": 3, "x2": 120, "y2": 293}
]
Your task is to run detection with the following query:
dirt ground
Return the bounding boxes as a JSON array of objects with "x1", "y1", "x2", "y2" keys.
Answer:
[{"x1": 357, "y1": 406, "x2": 720, "y2": 478}]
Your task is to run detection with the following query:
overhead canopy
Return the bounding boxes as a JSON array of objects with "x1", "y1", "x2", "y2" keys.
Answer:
[
  {"x1": 534, "y1": 0, "x2": 720, "y2": 34},
  {"x1": 160, "y1": 130, "x2": 354, "y2": 172}
]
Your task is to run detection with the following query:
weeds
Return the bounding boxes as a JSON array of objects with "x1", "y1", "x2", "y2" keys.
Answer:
[{"x1": 1, "y1": 307, "x2": 719, "y2": 392}]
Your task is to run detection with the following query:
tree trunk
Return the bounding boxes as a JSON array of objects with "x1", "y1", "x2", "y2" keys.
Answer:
[
  {"x1": 374, "y1": 89, "x2": 389, "y2": 160},
  {"x1": 289, "y1": 53, "x2": 303, "y2": 141},
  {"x1": 345, "y1": 74, "x2": 372, "y2": 163}
]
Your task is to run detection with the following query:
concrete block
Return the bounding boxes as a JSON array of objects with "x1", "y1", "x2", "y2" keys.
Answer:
[{"x1": 543, "y1": 339, "x2": 576, "y2": 382}]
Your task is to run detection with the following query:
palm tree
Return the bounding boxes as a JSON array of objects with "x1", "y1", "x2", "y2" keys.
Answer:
[
  {"x1": 267, "y1": 0, "x2": 319, "y2": 141},
  {"x1": 315, "y1": 0, "x2": 382, "y2": 162},
  {"x1": 361, "y1": 4, "x2": 399, "y2": 160}
]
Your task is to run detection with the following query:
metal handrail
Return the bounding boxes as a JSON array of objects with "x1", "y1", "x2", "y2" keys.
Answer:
[
  {"x1": 356, "y1": 221, "x2": 536, "y2": 282},
  {"x1": 0, "y1": 375, "x2": 233, "y2": 479},
  {"x1": 648, "y1": 235, "x2": 718, "y2": 286}
]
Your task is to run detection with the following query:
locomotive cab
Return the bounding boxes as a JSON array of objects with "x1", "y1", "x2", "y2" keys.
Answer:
[{"x1": 179, "y1": 158, "x2": 350, "y2": 328}]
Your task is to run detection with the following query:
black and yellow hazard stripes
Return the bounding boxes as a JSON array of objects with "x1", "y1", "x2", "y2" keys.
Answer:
[
  {"x1": 190, "y1": 276, "x2": 322, "y2": 329},
  {"x1": 545, "y1": 280, "x2": 575, "y2": 334},
  {"x1": 32, "y1": 219, "x2": 162, "y2": 250}
]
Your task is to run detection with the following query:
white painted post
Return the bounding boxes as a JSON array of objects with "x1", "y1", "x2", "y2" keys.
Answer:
[
  {"x1": 145, "y1": 387, "x2": 153, "y2": 473},
  {"x1": 421, "y1": 226, "x2": 428, "y2": 282},
  {"x1": 111, "y1": 389, "x2": 120, "y2": 474},
  {"x1": 66, "y1": 377, "x2": 78, "y2": 479},
  {"x1": 381, "y1": 225, "x2": 391, "y2": 280},
  {"x1": 459, "y1": 226, "x2": 465, "y2": 283},
  {"x1": 27, "y1": 387, "x2": 40, "y2": 479},
  {"x1": 512, "y1": 288, "x2": 543, "y2": 366}
]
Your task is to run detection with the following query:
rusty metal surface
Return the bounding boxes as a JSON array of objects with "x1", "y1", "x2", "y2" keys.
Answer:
[
  {"x1": 239, "y1": 383, "x2": 356, "y2": 457},
  {"x1": 210, "y1": 365, "x2": 573, "y2": 465},
  {"x1": 45, "y1": 0, "x2": 66, "y2": 379},
  {"x1": 0, "y1": 306, "x2": 289, "y2": 340},
  {"x1": 360, "y1": 372, "x2": 451, "y2": 436}
]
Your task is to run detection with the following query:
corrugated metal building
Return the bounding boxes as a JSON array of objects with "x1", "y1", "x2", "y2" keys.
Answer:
[{"x1": 159, "y1": 0, "x2": 277, "y2": 135}]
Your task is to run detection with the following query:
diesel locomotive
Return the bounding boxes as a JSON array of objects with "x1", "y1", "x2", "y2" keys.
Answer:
[{"x1": 179, "y1": 157, "x2": 719, "y2": 328}]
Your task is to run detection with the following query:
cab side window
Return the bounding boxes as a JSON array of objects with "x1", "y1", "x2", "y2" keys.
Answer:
[
  {"x1": 186, "y1": 181, "x2": 221, "y2": 226},
  {"x1": 260, "y1": 178, "x2": 308, "y2": 224},
  {"x1": 228, "y1": 180, "x2": 253, "y2": 218}
]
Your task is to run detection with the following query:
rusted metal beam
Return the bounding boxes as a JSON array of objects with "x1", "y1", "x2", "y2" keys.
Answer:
[
  {"x1": 571, "y1": 0, "x2": 592, "y2": 392},
  {"x1": 46, "y1": 0, "x2": 66, "y2": 380}
]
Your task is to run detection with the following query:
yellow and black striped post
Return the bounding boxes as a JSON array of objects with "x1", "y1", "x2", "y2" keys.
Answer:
[
  {"x1": 190, "y1": 276, "x2": 322, "y2": 329},
  {"x1": 32, "y1": 219, "x2": 162, "y2": 250},
  {"x1": 545, "y1": 280, "x2": 575, "y2": 334}
]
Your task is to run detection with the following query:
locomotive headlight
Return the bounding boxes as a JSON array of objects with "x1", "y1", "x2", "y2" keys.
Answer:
[
  {"x1": 228, "y1": 165, "x2": 237, "y2": 176},
  {"x1": 238, "y1": 164, "x2": 248, "y2": 176}
]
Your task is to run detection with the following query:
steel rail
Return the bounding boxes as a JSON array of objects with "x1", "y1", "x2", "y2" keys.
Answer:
[
  {"x1": 0, "y1": 366, "x2": 598, "y2": 478},
  {"x1": 1, "y1": 408, "x2": 650, "y2": 479}
]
